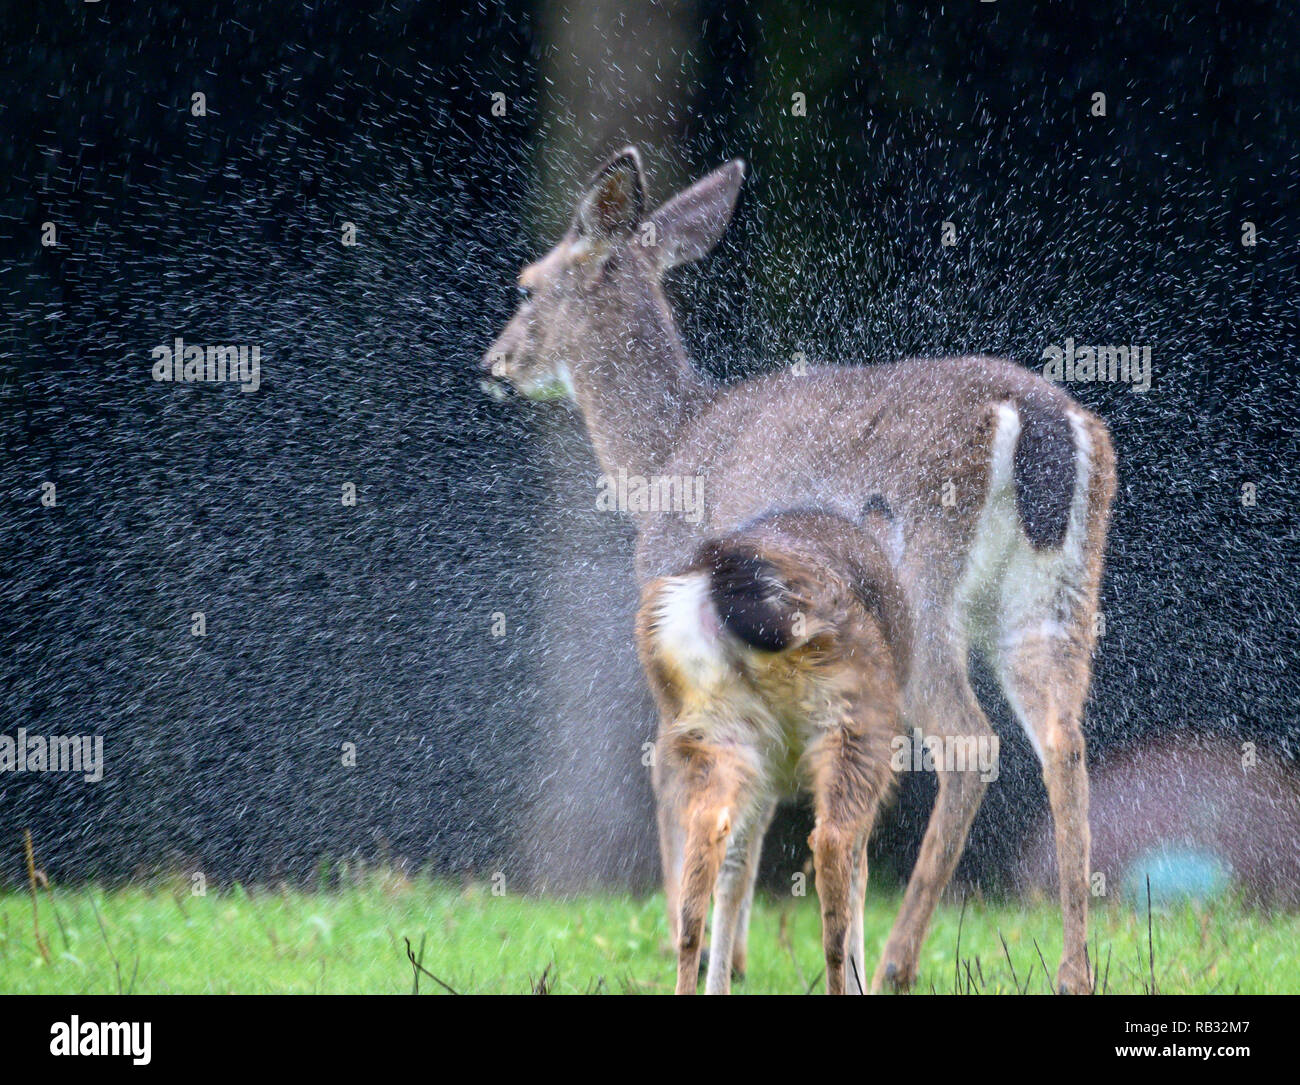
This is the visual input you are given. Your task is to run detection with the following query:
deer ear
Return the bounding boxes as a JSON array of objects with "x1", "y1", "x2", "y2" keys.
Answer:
[
  {"x1": 647, "y1": 159, "x2": 745, "y2": 271},
  {"x1": 575, "y1": 147, "x2": 645, "y2": 241}
]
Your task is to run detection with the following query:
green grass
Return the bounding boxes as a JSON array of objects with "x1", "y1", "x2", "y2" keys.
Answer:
[{"x1": 2, "y1": 874, "x2": 1297, "y2": 994}]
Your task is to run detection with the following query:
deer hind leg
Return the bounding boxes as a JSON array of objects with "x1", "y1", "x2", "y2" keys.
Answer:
[
  {"x1": 872, "y1": 660, "x2": 993, "y2": 994},
  {"x1": 703, "y1": 799, "x2": 771, "y2": 994},
  {"x1": 847, "y1": 835, "x2": 870, "y2": 994},
  {"x1": 997, "y1": 627, "x2": 1094, "y2": 993},
  {"x1": 674, "y1": 745, "x2": 751, "y2": 995},
  {"x1": 652, "y1": 754, "x2": 687, "y2": 947},
  {"x1": 808, "y1": 727, "x2": 889, "y2": 995},
  {"x1": 729, "y1": 798, "x2": 776, "y2": 982},
  {"x1": 994, "y1": 525, "x2": 1103, "y2": 995},
  {"x1": 809, "y1": 820, "x2": 858, "y2": 995},
  {"x1": 660, "y1": 782, "x2": 768, "y2": 989}
]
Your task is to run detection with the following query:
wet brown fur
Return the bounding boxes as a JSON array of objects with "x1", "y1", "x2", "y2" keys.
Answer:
[{"x1": 637, "y1": 511, "x2": 909, "y2": 994}]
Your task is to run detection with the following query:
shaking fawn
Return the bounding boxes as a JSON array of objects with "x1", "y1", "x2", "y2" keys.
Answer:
[
  {"x1": 482, "y1": 148, "x2": 1116, "y2": 994},
  {"x1": 637, "y1": 508, "x2": 910, "y2": 993}
]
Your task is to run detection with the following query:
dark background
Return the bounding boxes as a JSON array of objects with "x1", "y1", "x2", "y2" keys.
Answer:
[{"x1": 1, "y1": 0, "x2": 1296, "y2": 891}]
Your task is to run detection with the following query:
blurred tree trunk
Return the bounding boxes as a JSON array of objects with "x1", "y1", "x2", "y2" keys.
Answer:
[{"x1": 517, "y1": 0, "x2": 699, "y2": 892}]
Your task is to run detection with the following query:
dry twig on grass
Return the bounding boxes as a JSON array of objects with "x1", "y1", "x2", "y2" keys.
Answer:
[{"x1": 22, "y1": 829, "x2": 51, "y2": 964}]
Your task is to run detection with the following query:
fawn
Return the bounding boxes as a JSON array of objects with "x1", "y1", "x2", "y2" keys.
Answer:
[
  {"x1": 637, "y1": 507, "x2": 909, "y2": 993},
  {"x1": 481, "y1": 148, "x2": 1116, "y2": 994}
]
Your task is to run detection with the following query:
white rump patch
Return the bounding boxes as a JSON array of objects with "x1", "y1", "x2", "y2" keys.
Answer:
[
  {"x1": 988, "y1": 401, "x2": 1022, "y2": 498},
  {"x1": 652, "y1": 573, "x2": 730, "y2": 689},
  {"x1": 954, "y1": 402, "x2": 1023, "y2": 644}
]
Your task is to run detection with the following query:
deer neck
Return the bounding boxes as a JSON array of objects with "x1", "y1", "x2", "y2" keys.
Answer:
[{"x1": 568, "y1": 281, "x2": 709, "y2": 479}]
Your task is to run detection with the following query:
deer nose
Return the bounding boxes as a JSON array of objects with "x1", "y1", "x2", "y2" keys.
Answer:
[{"x1": 478, "y1": 345, "x2": 513, "y2": 401}]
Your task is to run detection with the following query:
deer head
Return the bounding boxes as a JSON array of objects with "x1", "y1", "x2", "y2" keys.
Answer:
[{"x1": 480, "y1": 147, "x2": 746, "y2": 401}]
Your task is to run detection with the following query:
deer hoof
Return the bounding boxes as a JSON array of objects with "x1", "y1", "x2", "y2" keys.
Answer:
[
  {"x1": 695, "y1": 947, "x2": 745, "y2": 985},
  {"x1": 873, "y1": 959, "x2": 914, "y2": 994},
  {"x1": 1056, "y1": 961, "x2": 1094, "y2": 995}
]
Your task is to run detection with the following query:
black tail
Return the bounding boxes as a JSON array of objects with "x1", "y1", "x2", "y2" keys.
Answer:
[
  {"x1": 700, "y1": 541, "x2": 797, "y2": 652},
  {"x1": 1013, "y1": 393, "x2": 1077, "y2": 550}
]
